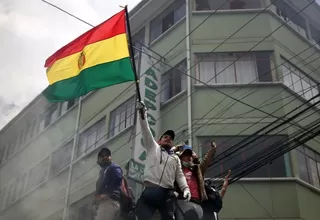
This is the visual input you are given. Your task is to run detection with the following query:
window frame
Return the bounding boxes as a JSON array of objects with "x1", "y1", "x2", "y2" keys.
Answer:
[
  {"x1": 108, "y1": 97, "x2": 135, "y2": 138},
  {"x1": 296, "y1": 146, "x2": 320, "y2": 188},
  {"x1": 281, "y1": 58, "x2": 320, "y2": 106},
  {"x1": 149, "y1": 0, "x2": 186, "y2": 43},
  {"x1": 161, "y1": 59, "x2": 187, "y2": 103},
  {"x1": 198, "y1": 135, "x2": 289, "y2": 178},
  {"x1": 77, "y1": 117, "x2": 106, "y2": 158},
  {"x1": 132, "y1": 28, "x2": 145, "y2": 57},
  {"x1": 196, "y1": 52, "x2": 273, "y2": 85},
  {"x1": 50, "y1": 139, "x2": 73, "y2": 176},
  {"x1": 0, "y1": 146, "x2": 5, "y2": 165},
  {"x1": 26, "y1": 156, "x2": 50, "y2": 192},
  {"x1": 0, "y1": 99, "x2": 78, "y2": 168}
]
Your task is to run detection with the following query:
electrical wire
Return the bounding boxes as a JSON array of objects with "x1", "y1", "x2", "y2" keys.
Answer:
[
  {"x1": 210, "y1": 98, "x2": 320, "y2": 179},
  {"x1": 158, "y1": 0, "x2": 316, "y2": 124},
  {"x1": 27, "y1": 89, "x2": 320, "y2": 217},
  {"x1": 211, "y1": 94, "x2": 320, "y2": 165},
  {"x1": 38, "y1": 90, "x2": 320, "y2": 206},
  {"x1": 8, "y1": 51, "x2": 320, "y2": 218},
  {"x1": 32, "y1": 47, "x2": 319, "y2": 199},
  {"x1": 34, "y1": 0, "x2": 317, "y2": 169},
  {"x1": 174, "y1": 52, "x2": 320, "y2": 145},
  {"x1": 180, "y1": 84, "x2": 320, "y2": 138},
  {"x1": 218, "y1": 118, "x2": 320, "y2": 188},
  {"x1": 133, "y1": 111, "x2": 320, "y2": 206},
  {"x1": 36, "y1": 0, "x2": 281, "y2": 149},
  {"x1": 37, "y1": 0, "x2": 318, "y2": 156},
  {"x1": 208, "y1": 116, "x2": 320, "y2": 189},
  {"x1": 219, "y1": 112, "x2": 320, "y2": 180},
  {"x1": 22, "y1": 60, "x2": 320, "y2": 212},
  {"x1": 25, "y1": 86, "x2": 312, "y2": 208},
  {"x1": 6, "y1": 0, "x2": 318, "y2": 215}
]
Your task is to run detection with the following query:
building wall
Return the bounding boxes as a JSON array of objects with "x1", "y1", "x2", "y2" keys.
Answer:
[
  {"x1": 220, "y1": 179, "x2": 320, "y2": 219},
  {"x1": 1, "y1": 0, "x2": 320, "y2": 220}
]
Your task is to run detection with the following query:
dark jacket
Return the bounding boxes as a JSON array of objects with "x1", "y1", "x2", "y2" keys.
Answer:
[{"x1": 96, "y1": 162, "x2": 123, "y2": 200}]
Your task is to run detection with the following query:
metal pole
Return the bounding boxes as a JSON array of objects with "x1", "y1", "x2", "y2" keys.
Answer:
[
  {"x1": 62, "y1": 97, "x2": 82, "y2": 220},
  {"x1": 124, "y1": 6, "x2": 144, "y2": 120},
  {"x1": 186, "y1": 0, "x2": 193, "y2": 146}
]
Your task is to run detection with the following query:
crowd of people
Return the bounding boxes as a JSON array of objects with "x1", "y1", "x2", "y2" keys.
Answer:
[{"x1": 92, "y1": 101, "x2": 231, "y2": 220}]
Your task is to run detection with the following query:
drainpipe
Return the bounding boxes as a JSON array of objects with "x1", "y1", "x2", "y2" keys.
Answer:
[
  {"x1": 62, "y1": 97, "x2": 82, "y2": 220},
  {"x1": 186, "y1": 0, "x2": 192, "y2": 146}
]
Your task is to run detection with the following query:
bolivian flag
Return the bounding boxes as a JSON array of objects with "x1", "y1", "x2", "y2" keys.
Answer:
[{"x1": 43, "y1": 9, "x2": 135, "y2": 102}]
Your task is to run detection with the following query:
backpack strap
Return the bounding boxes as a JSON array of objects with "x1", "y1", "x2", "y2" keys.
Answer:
[{"x1": 121, "y1": 176, "x2": 129, "y2": 196}]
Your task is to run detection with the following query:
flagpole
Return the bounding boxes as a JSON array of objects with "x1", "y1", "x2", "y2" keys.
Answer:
[
  {"x1": 62, "y1": 97, "x2": 82, "y2": 220},
  {"x1": 123, "y1": 5, "x2": 144, "y2": 120}
]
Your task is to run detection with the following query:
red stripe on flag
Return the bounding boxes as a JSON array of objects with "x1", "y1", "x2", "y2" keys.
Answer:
[{"x1": 45, "y1": 9, "x2": 126, "y2": 67}]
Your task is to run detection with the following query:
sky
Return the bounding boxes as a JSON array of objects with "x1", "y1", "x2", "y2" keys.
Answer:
[{"x1": 0, "y1": 0, "x2": 141, "y2": 129}]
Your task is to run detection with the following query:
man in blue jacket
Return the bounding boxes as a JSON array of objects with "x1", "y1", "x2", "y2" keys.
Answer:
[{"x1": 94, "y1": 148, "x2": 123, "y2": 220}]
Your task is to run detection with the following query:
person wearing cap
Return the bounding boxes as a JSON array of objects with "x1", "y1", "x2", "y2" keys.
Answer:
[
  {"x1": 202, "y1": 170, "x2": 231, "y2": 220},
  {"x1": 174, "y1": 141, "x2": 217, "y2": 220},
  {"x1": 94, "y1": 148, "x2": 123, "y2": 220},
  {"x1": 135, "y1": 101, "x2": 190, "y2": 220}
]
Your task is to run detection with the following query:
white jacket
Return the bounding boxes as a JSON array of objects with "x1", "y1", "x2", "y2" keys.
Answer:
[{"x1": 139, "y1": 111, "x2": 189, "y2": 193}]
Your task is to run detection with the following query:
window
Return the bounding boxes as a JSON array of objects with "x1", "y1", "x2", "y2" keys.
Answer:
[
  {"x1": 0, "y1": 146, "x2": 4, "y2": 165},
  {"x1": 7, "y1": 142, "x2": 16, "y2": 159},
  {"x1": 17, "y1": 127, "x2": 28, "y2": 151},
  {"x1": 14, "y1": 173, "x2": 27, "y2": 201},
  {"x1": 50, "y1": 140, "x2": 73, "y2": 176},
  {"x1": 150, "y1": 0, "x2": 186, "y2": 42},
  {"x1": 132, "y1": 28, "x2": 145, "y2": 57},
  {"x1": 20, "y1": 125, "x2": 28, "y2": 148},
  {"x1": 69, "y1": 193, "x2": 95, "y2": 220},
  {"x1": 272, "y1": 0, "x2": 307, "y2": 39},
  {"x1": 2, "y1": 145, "x2": 8, "y2": 163},
  {"x1": 26, "y1": 157, "x2": 49, "y2": 192},
  {"x1": 30, "y1": 118, "x2": 38, "y2": 139},
  {"x1": 195, "y1": 0, "x2": 262, "y2": 11},
  {"x1": 0, "y1": 188, "x2": 4, "y2": 209},
  {"x1": 78, "y1": 117, "x2": 106, "y2": 157},
  {"x1": 161, "y1": 59, "x2": 187, "y2": 103},
  {"x1": 5, "y1": 182, "x2": 16, "y2": 206},
  {"x1": 1, "y1": 186, "x2": 9, "y2": 209},
  {"x1": 39, "y1": 104, "x2": 61, "y2": 132},
  {"x1": 199, "y1": 135, "x2": 288, "y2": 178},
  {"x1": 296, "y1": 146, "x2": 320, "y2": 189},
  {"x1": 9, "y1": 180, "x2": 18, "y2": 204},
  {"x1": 310, "y1": 25, "x2": 320, "y2": 49},
  {"x1": 61, "y1": 99, "x2": 78, "y2": 114},
  {"x1": 281, "y1": 59, "x2": 320, "y2": 105},
  {"x1": 109, "y1": 97, "x2": 135, "y2": 138},
  {"x1": 197, "y1": 52, "x2": 273, "y2": 85}
]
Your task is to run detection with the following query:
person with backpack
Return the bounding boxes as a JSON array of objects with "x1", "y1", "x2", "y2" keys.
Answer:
[
  {"x1": 135, "y1": 101, "x2": 191, "y2": 220},
  {"x1": 174, "y1": 142, "x2": 216, "y2": 220},
  {"x1": 94, "y1": 148, "x2": 123, "y2": 220},
  {"x1": 202, "y1": 170, "x2": 231, "y2": 220},
  {"x1": 119, "y1": 177, "x2": 136, "y2": 220}
]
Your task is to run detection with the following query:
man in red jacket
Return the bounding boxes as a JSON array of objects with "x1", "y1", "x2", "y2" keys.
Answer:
[{"x1": 174, "y1": 142, "x2": 216, "y2": 220}]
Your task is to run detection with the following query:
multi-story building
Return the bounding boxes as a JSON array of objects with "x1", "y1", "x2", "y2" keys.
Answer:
[{"x1": 1, "y1": 0, "x2": 320, "y2": 219}]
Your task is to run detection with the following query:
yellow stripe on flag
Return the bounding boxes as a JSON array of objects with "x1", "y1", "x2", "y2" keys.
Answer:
[{"x1": 46, "y1": 33, "x2": 129, "y2": 85}]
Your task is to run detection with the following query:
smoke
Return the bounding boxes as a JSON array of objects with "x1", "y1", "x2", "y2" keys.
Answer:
[
  {"x1": 0, "y1": 0, "x2": 141, "y2": 129},
  {"x1": 0, "y1": 0, "x2": 102, "y2": 129}
]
